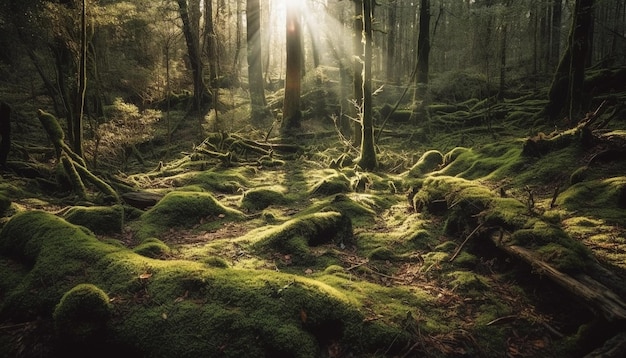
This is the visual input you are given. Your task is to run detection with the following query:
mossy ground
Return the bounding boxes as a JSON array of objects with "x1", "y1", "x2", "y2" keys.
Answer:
[{"x1": 2, "y1": 90, "x2": 626, "y2": 357}]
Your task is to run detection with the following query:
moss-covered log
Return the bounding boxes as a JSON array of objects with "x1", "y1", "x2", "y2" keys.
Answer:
[{"x1": 493, "y1": 234, "x2": 626, "y2": 323}]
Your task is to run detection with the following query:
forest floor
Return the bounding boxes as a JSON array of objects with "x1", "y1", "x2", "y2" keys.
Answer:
[{"x1": 1, "y1": 80, "x2": 626, "y2": 357}]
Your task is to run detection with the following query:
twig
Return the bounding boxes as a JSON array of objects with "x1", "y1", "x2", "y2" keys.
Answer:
[
  {"x1": 449, "y1": 223, "x2": 484, "y2": 262},
  {"x1": 550, "y1": 184, "x2": 560, "y2": 208},
  {"x1": 582, "y1": 100, "x2": 607, "y2": 129}
]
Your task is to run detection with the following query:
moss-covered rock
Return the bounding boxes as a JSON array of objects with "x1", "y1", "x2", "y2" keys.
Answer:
[
  {"x1": 133, "y1": 238, "x2": 171, "y2": 258},
  {"x1": 309, "y1": 172, "x2": 351, "y2": 196},
  {"x1": 408, "y1": 150, "x2": 443, "y2": 177},
  {"x1": 139, "y1": 191, "x2": 244, "y2": 238},
  {"x1": 63, "y1": 205, "x2": 124, "y2": 235},
  {"x1": 240, "y1": 187, "x2": 290, "y2": 211},
  {"x1": 53, "y1": 283, "x2": 112, "y2": 345}
]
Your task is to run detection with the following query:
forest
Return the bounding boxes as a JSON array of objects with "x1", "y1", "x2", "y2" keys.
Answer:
[{"x1": 1, "y1": 0, "x2": 626, "y2": 356}]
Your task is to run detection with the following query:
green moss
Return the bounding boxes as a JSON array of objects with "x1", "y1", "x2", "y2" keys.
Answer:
[
  {"x1": 251, "y1": 211, "x2": 352, "y2": 265},
  {"x1": 570, "y1": 166, "x2": 589, "y2": 185},
  {"x1": 171, "y1": 168, "x2": 249, "y2": 193},
  {"x1": 63, "y1": 205, "x2": 124, "y2": 235},
  {"x1": 536, "y1": 243, "x2": 590, "y2": 273},
  {"x1": 0, "y1": 211, "x2": 409, "y2": 357},
  {"x1": 556, "y1": 177, "x2": 626, "y2": 223},
  {"x1": 447, "y1": 270, "x2": 490, "y2": 290},
  {"x1": 367, "y1": 247, "x2": 397, "y2": 261},
  {"x1": 53, "y1": 283, "x2": 112, "y2": 343},
  {"x1": 442, "y1": 147, "x2": 470, "y2": 166},
  {"x1": 408, "y1": 150, "x2": 444, "y2": 177},
  {"x1": 240, "y1": 187, "x2": 290, "y2": 211},
  {"x1": 309, "y1": 172, "x2": 351, "y2": 196},
  {"x1": 139, "y1": 191, "x2": 244, "y2": 238},
  {"x1": 203, "y1": 256, "x2": 229, "y2": 268},
  {"x1": 133, "y1": 238, "x2": 171, "y2": 258}
]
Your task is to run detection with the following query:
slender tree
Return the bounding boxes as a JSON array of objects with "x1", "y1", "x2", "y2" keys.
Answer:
[
  {"x1": 352, "y1": 0, "x2": 363, "y2": 145},
  {"x1": 281, "y1": 0, "x2": 303, "y2": 135},
  {"x1": 72, "y1": 0, "x2": 87, "y2": 157},
  {"x1": 416, "y1": 0, "x2": 431, "y2": 85},
  {"x1": 358, "y1": 0, "x2": 377, "y2": 171},
  {"x1": 246, "y1": 0, "x2": 269, "y2": 124},
  {"x1": 203, "y1": 0, "x2": 218, "y2": 85}
]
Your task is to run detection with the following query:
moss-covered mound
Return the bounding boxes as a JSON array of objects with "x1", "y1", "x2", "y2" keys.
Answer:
[
  {"x1": 0, "y1": 210, "x2": 409, "y2": 357},
  {"x1": 240, "y1": 187, "x2": 290, "y2": 211},
  {"x1": 407, "y1": 150, "x2": 444, "y2": 177},
  {"x1": 250, "y1": 211, "x2": 353, "y2": 265},
  {"x1": 139, "y1": 190, "x2": 244, "y2": 238},
  {"x1": 62, "y1": 205, "x2": 124, "y2": 234},
  {"x1": 53, "y1": 283, "x2": 112, "y2": 347},
  {"x1": 133, "y1": 237, "x2": 171, "y2": 258},
  {"x1": 556, "y1": 176, "x2": 626, "y2": 223},
  {"x1": 309, "y1": 172, "x2": 351, "y2": 196}
]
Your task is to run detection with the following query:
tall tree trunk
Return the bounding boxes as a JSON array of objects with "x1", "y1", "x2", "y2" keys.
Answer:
[
  {"x1": 358, "y1": 0, "x2": 377, "y2": 171},
  {"x1": 550, "y1": 0, "x2": 562, "y2": 70},
  {"x1": 204, "y1": 0, "x2": 218, "y2": 85},
  {"x1": 499, "y1": 19, "x2": 508, "y2": 99},
  {"x1": 352, "y1": 0, "x2": 363, "y2": 145},
  {"x1": 246, "y1": 0, "x2": 269, "y2": 124},
  {"x1": 178, "y1": 0, "x2": 210, "y2": 112},
  {"x1": 386, "y1": 2, "x2": 397, "y2": 83},
  {"x1": 281, "y1": 0, "x2": 302, "y2": 135},
  {"x1": 72, "y1": 0, "x2": 87, "y2": 158},
  {"x1": 544, "y1": 0, "x2": 595, "y2": 121},
  {"x1": 416, "y1": 0, "x2": 430, "y2": 85}
]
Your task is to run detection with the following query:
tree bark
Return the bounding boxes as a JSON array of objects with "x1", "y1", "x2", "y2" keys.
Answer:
[
  {"x1": 544, "y1": 0, "x2": 595, "y2": 121},
  {"x1": 358, "y1": 0, "x2": 377, "y2": 171},
  {"x1": 386, "y1": 2, "x2": 397, "y2": 83},
  {"x1": 177, "y1": 0, "x2": 210, "y2": 112},
  {"x1": 281, "y1": 0, "x2": 303, "y2": 135},
  {"x1": 246, "y1": 0, "x2": 269, "y2": 125},
  {"x1": 352, "y1": 0, "x2": 363, "y2": 145},
  {"x1": 204, "y1": 0, "x2": 218, "y2": 85},
  {"x1": 72, "y1": 0, "x2": 87, "y2": 158},
  {"x1": 416, "y1": 0, "x2": 430, "y2": 85}
]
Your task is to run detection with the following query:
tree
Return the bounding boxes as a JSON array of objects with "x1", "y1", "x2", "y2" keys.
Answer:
[
  {"x1": 203, "y1": 0, "x2": 218, "y2": 85},
  {"x1": 73, "y1": 0, "x2": 87, "y2": 158},
  {"x1": 177, "y1": 0, "x2": 211, "y2": 112},
  {"x1": 246, "y1": 0, "x2": 270, "y2": 125},
  {"x1": 352, "y1": 0, "x2": 363, "y2": 145},
  {"x1": 281, "y1": 0, "x2": 303, "y2": 135},
  {"x1": 544, "y1": 0, "x2": 595, "y2": 121},
  {"x1": 416, "y1": 0, "x2": 431, "y2": 86},
  {"x1": 357, "y1": 0, "x2": 377, "y2": 171}
]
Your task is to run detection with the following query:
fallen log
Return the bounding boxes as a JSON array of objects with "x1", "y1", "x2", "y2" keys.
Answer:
[{"x1": 492, "y1": 233, "x2": 626, "y2": 322}]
